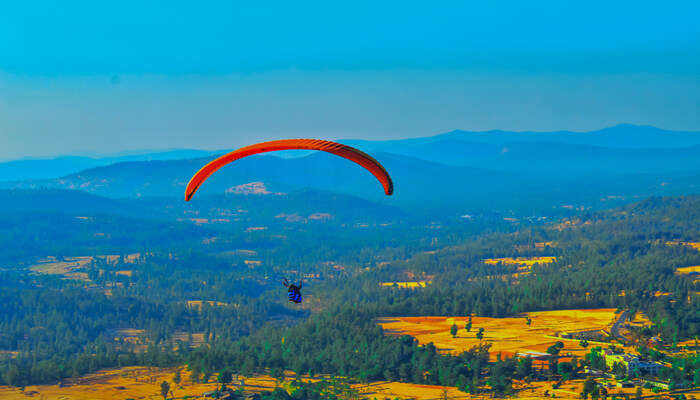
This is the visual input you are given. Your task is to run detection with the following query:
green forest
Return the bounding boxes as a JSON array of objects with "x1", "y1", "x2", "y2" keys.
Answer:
[{"x1": 1, "y1": 195, "x2": 699, "y2": 395}]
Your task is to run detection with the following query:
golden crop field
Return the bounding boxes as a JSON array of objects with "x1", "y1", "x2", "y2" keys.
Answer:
[
  {"x1": 507, "y1": 378, "x2": 660, "y2": 400},
  {"x1": 0, "y1": 366, "x2": 471, "y2": 400},
  {"x1": 676, "y1": 265, "x2": 700, "y2": 275},
  {"x1": 666, "y1": 241, "x2": 700, "y2": 251},
  {"x1": 29, "y1": 256, "x2": 93, "y2": 281},
  {"x1": 482, "y1": 256, "x2": 557, "y2": 267},
  {"x1": 377, "y1": 309, "x2": 620, "y2": 361},
  {"x1": 380, "y1": 281, "x2": 432, "y2": 288},
  {"x1": 29, "y1": 254, "x2": 142, "y2": 282},
  {"x1": 0, "y1": 351, "x2": 18, "y2": 360},
  {"x1": 0, "y1": 367, "x2": 225, "y2": 400},
  {"x1": 0, "y1": 365, "x2": 673, "y2": 400},
  {"x1": 103, "y1": 253, "x2": 142, "y2": 263},
  {"x1": 186, "y1": 300, "x2": 229, "y2": 309}
]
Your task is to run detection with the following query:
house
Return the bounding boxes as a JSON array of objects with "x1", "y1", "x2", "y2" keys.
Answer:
[
  {"x1": 641, "y1": 379, "x2": 670, "y2": 390},
  {"x1": 603, "y1": 349, "x2": 664, "y2": 376}
]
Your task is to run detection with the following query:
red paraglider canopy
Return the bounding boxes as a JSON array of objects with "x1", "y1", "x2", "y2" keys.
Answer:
[{"x1": 185, "y1": 139, "x2": 393, "y2": 201}]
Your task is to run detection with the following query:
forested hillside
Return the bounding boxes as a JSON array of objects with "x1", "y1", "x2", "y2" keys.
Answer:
[{"x1": 1, "y1": 195, "x2": 698, "y2": 393}]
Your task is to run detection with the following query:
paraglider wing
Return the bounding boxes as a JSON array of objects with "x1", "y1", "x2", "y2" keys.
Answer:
[{"x1": 185, "y1": 139, "x2": 393, "y2": 201}]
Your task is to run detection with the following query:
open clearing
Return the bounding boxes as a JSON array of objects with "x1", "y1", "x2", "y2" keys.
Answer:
[
  {"x1": 666, "y1": 241, "x2": 700, "y2": 252},
  {"x1": 186, "y1": 300, "x2": 229, "y2": 309},
  {"x1": 380, "y1": 281, "x2": 432, "y2": 288},
  {"x1": 29, "y1": 256, "x2": 93, "y2": 281},
  {"x1": 0, "y1": 367, "x2": 473, "y2": 400},
  {"x1": 377, "y1": 309, "x2": 619, "y2": 361},
  {"x1": 676, "y1": 265, "x2": 700, "y2": 275},
  {"x1": 0, "y1": 367, "x2": 671, "y2": 400},
  {"x1": 29, "y1": 254, "x2": 142, "y2": 281},
  {"x1": 482, "y1": 256, "x2": 557, "y2": 266}
]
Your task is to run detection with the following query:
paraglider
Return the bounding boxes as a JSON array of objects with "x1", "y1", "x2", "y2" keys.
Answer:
[
  {"x1": 184, "y1": 138, "x2": 393, "y2": 201},
  {"x1": 283, "y1": 278, "x2": 302, "y2": 303},
  {"x1": 185, "y1": 139, "x2": 393, "y2": 304}
]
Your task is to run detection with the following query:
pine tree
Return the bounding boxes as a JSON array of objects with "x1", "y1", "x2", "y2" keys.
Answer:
[{"x1": 160, "y1": 381, "x2": 170, "y2": 400}]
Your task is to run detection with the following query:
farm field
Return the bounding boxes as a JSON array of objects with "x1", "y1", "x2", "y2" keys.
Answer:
[
  {"x1": 481, "y1": 257, "x2": 557, "y2": 279},
  {"x1": 28, "y1": 256, "x2": 93, "y2": 281},
  {"x1": 185, "y1": 300, "x2": 230, "y2": 309},
  {"x1": 377, "y1": 309, "x2": 621, "y2": 361},
  {"x1": 380, "y1": 281, "x2": 432, "y2": 288},
  {"x1": 666, "y1": 241, "x2": 700, "y2": 252},
  {"x1": 28, "y1": 254, "x2": 142, "y2": 281},
  {"x1": 482, "y1": 256, "x2": 557, "y2": 266},
  {"x1": 0, "y1": 367, "x2": 472, "y2": 400},
  {"x1": 676, "y1": 265, "x2": 700, "y2": 275},
  {"x1": 0, "y1": 367, "x2": 669, "y2": 400}
]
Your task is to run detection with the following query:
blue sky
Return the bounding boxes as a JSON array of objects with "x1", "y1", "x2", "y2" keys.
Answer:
[{"x1": 1, "y1": 1, "x2": 699, "y2": 159}]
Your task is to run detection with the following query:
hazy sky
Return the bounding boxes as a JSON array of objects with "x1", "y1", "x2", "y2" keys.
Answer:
[{"x1": 1, "y1": 1, "x2": 699, "y2": 160}]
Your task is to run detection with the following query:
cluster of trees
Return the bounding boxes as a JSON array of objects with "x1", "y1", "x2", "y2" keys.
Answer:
[
  {"x1": 185, "y1": 308, "x2": 525, "y2": 395},
  {"x1": 0, "y1": 253, "x2": 302, "y2": 387}
]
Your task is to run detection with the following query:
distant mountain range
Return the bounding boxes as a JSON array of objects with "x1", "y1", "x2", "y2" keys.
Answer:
[
  {"x1": 0, "y1": 149, "x2": 223, "y2": 181},
  {"x1": 2, "y1": 124, "x2": 699, "y2": 214},
  {"x1": 342, "y1": 124, "x2": 700, "y2": 150},
  {"x1": 4, "y1": 125, "x2": 699, "y2": 182}
]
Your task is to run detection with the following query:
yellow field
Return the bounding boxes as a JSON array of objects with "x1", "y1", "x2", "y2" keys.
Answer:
[
  {"x1": 0, "y1": 366, "x2": 672, "y2": 400},
  {"x1": 0, "y1": 350, "x2": 18, "y2": 359},
  {"x1": 360, "y1": 381, "x2": 471, "y2": 399},
  {"x1": 482, "y1": 256, "x2": 556, "y2": 267},
  {"x1": 676, "y1": 265, "x2": 700, "y2": 275},
  {"x1": 0, "y1": 367, "x2": 472, "y2": 400},
  {"x1": 380, "y1": 281, "x2": 432, "y2": 288},
  {"x1": 507, "y1": 379, "x2": 660, "y2": 400},
  {"x1": 102, "y1": 253, "x2": 142, "y2": 263},
  {"x1": 666, "y1": 241, "x2": 700, "y2": 251},
  {"x1": 627, "y1": 312, "x2": 652, "y2": 327},
  {"x1": 186, "y1": 300, "x2": 229, "y2": 309},
  {"x1": 377, "y1": 309, "x2": 619, "y2": 361},
  {"x1": 29, "y1": 254, "x2": 142, "y2": 281},
  {"x1": 29, "y1": 256, "x2": 93, "y2": 281}
]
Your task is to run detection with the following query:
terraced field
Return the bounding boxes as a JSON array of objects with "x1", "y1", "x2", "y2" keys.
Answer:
[
  {"x1": 377, "y1": 309, "x2": 620, "y2": 361},
  {"x1": 0, "y1": 367, "x2": 671, "y2": 400}
]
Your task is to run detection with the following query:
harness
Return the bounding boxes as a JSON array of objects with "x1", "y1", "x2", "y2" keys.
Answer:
[{"x1": 288, "y1": 286, "x2": 302, "y2": 303}]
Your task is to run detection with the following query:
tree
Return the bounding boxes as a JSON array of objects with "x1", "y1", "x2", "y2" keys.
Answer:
[
  {"x1": 598, "y1": 387, "x2": 607, "y2": 400},
  {"x1": 271, "y1": 367, "x2": 285, "y2": 383},
  {"x1": 611, "y1": 362, "x2": 626, "y2": 378},
  {"x1": 160, "y1": 381, "x2": 170, "y2": 400},
  {"x1": 579, "y1": 339, "x2": 589, "y2": 349},
  {"x1": 441, "y1": 388, "x2": 449, "y2": 400},
  {"x1": 547, "y1": 341, "x2": 564, "y2": 356},
  {"x1": 526, "y1": 317, "x2": 532, "y2": 326},
  {"x1": 558, "y1": 361, "x2": 574, "y2": 380},
  {"x1": 476, "y1": 328, "x2": 484, "y2": 340},
  {"x1": 218, "y1": 369, "x2": 232, "y2": 390},
  {"x1": 549, "y1": 357, "x2": 559, "y2": 377},
  {"x1": 582, "y1": 377, "x2": 597, "y2": 399},
  {"x1": 465, "y1": 315, "x2": 472, "y2": 332},
  {"x1": 173, "y1": 369, "x2": 181, "y2": 386},
  {"x1": 515, "y1": 357, "x2": 533, "y2": 379},
  {"x1": 634, "y1": 386, "x2": 642, "y2": 400},
  {"x1": 450, "y1": 324, "x2": 458, "y2": 338},
  {"x1": 189, "y1": 369, "x2": 200, "y2": 384}
]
